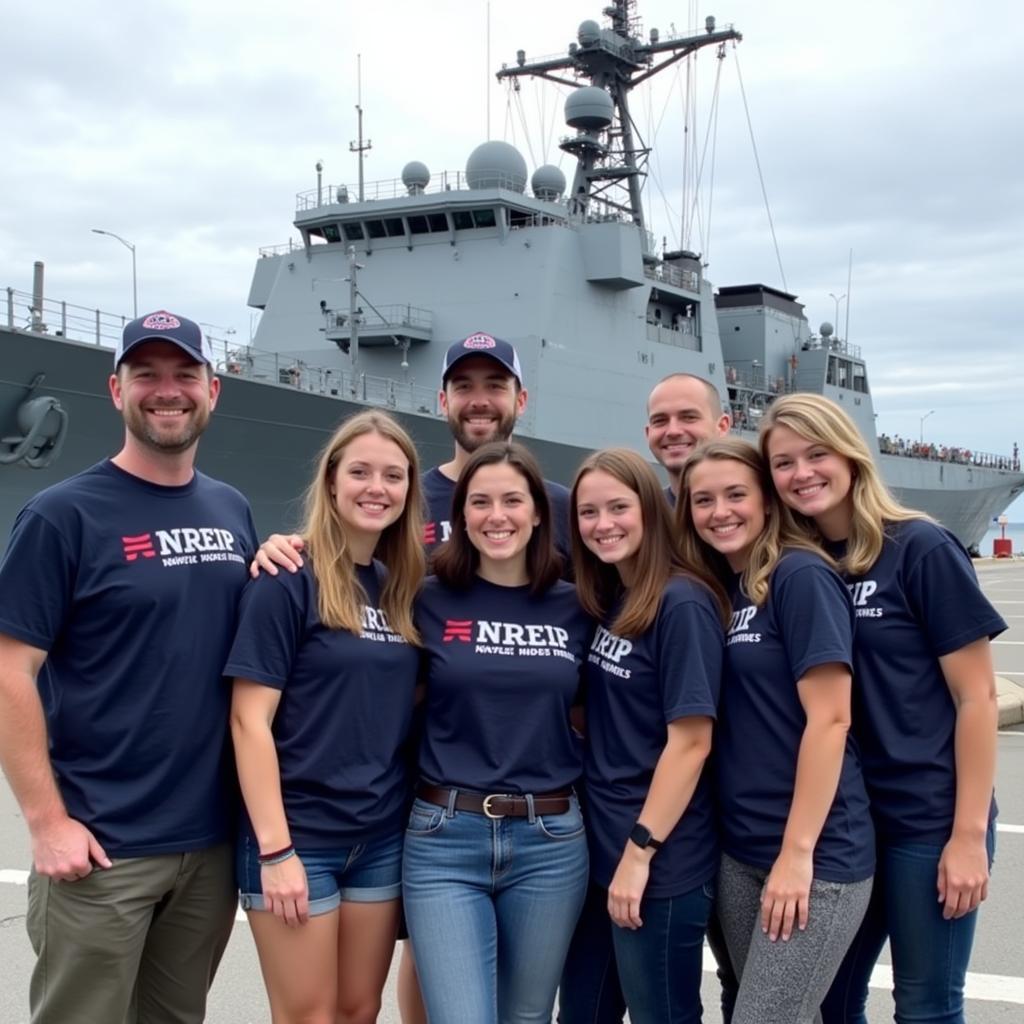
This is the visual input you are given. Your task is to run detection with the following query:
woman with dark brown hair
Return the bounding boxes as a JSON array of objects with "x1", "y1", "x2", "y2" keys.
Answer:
[{"x1": 403, "y1": 441, "x2": 592, "y2": 1024}]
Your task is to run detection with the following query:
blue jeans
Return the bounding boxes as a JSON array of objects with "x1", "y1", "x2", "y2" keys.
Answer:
[
  {"x1": 612, "y1": 881, "x2": 714, "y2": 1024},
  {"x1": 559, "y1": 882, "x2": 735, "y2": 1024},
  {"x1": 402, "y1": 793, "x2": 589, "y2": 1024},
  {"x1": 820, "y1": 825, "x2": 996, "y2": 1024}
]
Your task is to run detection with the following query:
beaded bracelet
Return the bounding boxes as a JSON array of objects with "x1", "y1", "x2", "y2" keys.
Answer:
[{"x1": 258, "y1": 844, "x2": 296, "y2": 866}]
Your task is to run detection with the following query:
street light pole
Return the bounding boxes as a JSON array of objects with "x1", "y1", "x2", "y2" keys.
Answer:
[
  {"x1": 829, "y1": 292, "x2": 846, "y2": 336},
  {"x1": 919, "y1": 409, "x2": 935, "y2": 444},
  {"x1": 92, "y1": 228, "x2": 137, "y2": 317}
]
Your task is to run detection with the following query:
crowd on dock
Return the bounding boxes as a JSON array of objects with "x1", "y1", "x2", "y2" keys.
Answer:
[{"x1": 878, "y1": 434, "x2": 1020, "y2": 470}]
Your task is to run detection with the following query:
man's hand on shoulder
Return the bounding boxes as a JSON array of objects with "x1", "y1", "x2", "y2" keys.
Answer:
[
  {"x1": 31, "y1": 814, "x2": 112, "y2": 881},
  {"x1": 250, "y1": 534, "x2": 305, "y2": 578}
]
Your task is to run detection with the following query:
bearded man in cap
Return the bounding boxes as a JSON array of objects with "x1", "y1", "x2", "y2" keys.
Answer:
[{"x1": 0, "y1": 311, "x2": 258, "y2": 1023}]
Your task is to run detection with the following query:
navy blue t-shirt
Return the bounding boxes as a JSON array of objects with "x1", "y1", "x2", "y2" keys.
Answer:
[
  {"x1": 421, "y1": 466, "x2": 571, "y2": 562},
  {"x1": 830, "y1": 520, "x2": 1005, "y2": 843},
  {"x1": 225, "y1": 560, "x2": 419, "y2": 846},
  {"x1": 0, "y1": 460, "x2": 257, "y2": 857},
  {"x1": 718, "y1": 550, "x2": 874, "y2": 882},
  {"x1": 415, "y1": 576, "x2": 592, "y2": 792},
  {"x1": 663, "y1": 484, "x2": 677, "y2": 509},
  {"x1": 584, "y1": 576, "x2": 723, "y2": 897}
]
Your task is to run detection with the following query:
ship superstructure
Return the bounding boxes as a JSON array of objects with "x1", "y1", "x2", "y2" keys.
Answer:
[{"x1": 2, "y1": 1, "x2": 1021, "y2": 552}]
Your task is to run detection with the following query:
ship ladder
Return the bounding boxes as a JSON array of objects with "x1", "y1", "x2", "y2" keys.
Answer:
[{"x1": 1, "y1": 380, "x2": 68, "y2": 469}]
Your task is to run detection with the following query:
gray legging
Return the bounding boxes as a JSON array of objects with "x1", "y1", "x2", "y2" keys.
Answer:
[{"x1": 717, "y1": 853, "x2": 873, "y2": 1024}]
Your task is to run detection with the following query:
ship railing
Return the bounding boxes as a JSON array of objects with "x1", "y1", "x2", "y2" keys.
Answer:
[
  {"x1": 258, "y1": 240, "x2": 307, "y2": 258},
  {"x1": 643, "y1": 262, "x2": 700, "y2": 292},
  {"x1": 297, "y1": 169, "x2": 544, "y2": 210},
  {"x1": 646, "y1": 321, "x2": 700, "y2": 351},
  {"x1": 217, "y1": 346, "x2": 441, "y2": 416},
  {"x1": 4, "y1": 287, "x2": 129, "y2": 348},
  {"x1": 801, "y1": 336, "x2": 862, "y2": 359},
  {"x1": 350, "y1": 304, "x2": 433, "y2": 332},
  {"x1": 877, "y1": 435, "x2": 1020, "y2": 471}
]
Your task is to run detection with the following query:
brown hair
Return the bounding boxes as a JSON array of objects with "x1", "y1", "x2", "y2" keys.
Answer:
[
  {"x1": 432, "y1": 441, "x2": 562, "y2": 594},
  {"x1": 301, "y1": 411, "x2": 425, "y2": 643},
  {"x1": 677, "y1": 438, "x2": 828, "y2": 605},
  {"x1": 570, "y1": 448, "x2": 728, "y2": 635}
]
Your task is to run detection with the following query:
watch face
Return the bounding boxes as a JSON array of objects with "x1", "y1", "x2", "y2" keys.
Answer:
[{"x1": 630, "y1": 823, "x2": 653, "y2": 848}]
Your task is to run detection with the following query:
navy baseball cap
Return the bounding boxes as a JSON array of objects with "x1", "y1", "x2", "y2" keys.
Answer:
[
  {"x1": 114, "y1": 311, "x2": 214, "y2": 367},
  {"x1": 441, "y1": 332, "x2": 523, "y2": 386}
]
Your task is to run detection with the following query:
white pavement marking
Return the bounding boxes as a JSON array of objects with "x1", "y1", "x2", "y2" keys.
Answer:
[
  {"x1": 0, "y1": 873, "x2": 1020, "y2": 1003},
  {"x1": 998, "y1": 824, "x2": 1024, "y2": 834},
  {"x1": 992, "y1": 640, "x2": 1024, "y2": 645},
  {"x1": 699, "y1": 950, "x2": 1024, "y2": 1003}
]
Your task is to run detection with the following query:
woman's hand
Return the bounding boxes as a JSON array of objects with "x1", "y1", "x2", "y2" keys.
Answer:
[
  {"x1": 761, "y1": 848, "x2": 813, "y2": 941},
  {"x1": 250, "y1": 534, "x2": 305, "y2": 578},
  {"x1": 608, "y1": 846, "x2": 653, "y2": 930},
  {"x1": 937, "y1": 832, "x2": 989, "y2": 919},
  {"x1": 261, "y1": 853, "x2": 310, "y2": 926}
]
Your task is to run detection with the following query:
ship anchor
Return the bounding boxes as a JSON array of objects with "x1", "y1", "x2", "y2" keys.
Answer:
[{"x1": 1, "y1": 374, "x2": 68, "y2": 469}]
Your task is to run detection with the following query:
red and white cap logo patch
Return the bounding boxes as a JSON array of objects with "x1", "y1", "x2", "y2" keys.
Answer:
[
  {"x1": 141, "y1": 312, "x2": 182, "y2": 331},
  {"x1": 463, "y1": 332, "x2": 497, "y2": 350}
]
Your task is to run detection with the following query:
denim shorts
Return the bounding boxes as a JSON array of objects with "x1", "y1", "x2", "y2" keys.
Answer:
[{"x1": 237, "y1": 830, "x2": 403, "y2": 916}]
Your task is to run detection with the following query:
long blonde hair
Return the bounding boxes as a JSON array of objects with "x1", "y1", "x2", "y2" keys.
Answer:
[
  {"x1": 677, "y1": 438, "x2": 826, "y2": 606},
  {"x1": 301, "y1": 411, "x2": 425, "y2": 643},
  {"x1": 759, "y1": 394, "x2": 927, "y2": 575},
  {"x1": 570, "y1": 448, "x2": 728, "y2": 635}
]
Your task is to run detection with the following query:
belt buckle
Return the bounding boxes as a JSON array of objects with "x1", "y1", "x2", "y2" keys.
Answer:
[{"x1": 482, "y1": 793, "x2": 507, "y2": 819}]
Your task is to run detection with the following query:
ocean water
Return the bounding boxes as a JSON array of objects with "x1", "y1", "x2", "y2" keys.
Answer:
[{"x1": 981, "y1": 522, "x2": 1023, "y2": 555}]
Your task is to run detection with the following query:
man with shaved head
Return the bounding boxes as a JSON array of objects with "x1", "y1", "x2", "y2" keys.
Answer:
[{"x1": 645, "y1": 372, "x2": 731, "y2": 504}]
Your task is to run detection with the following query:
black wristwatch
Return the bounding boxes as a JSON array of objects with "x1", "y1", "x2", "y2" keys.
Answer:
[{"x1": 629, "y1": 822, "x2": 663, "y2": 852}]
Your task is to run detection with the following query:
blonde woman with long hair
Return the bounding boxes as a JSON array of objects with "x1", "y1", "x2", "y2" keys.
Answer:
[
  {"x1": 226, "y1": 411, "x2": 425, "y2": 1024},
  {"x1": 679, "y1": 438, "x2": 874, "y2": 1024},
  {"x1": 760, "y1": 395, "x2": 1005, "y2": 1024}
]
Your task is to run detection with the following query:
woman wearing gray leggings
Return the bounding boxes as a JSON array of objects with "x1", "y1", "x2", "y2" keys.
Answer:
[{"x1": 678, "y1": 439, "x2": 874, "y2": 1023}]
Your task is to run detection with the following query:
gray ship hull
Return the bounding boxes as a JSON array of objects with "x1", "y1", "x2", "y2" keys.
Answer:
[{"x1": 3, "y1": 325, "x2": 1021, "y2": 556}]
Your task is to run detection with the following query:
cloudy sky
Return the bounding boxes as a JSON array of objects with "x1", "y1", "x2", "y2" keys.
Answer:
[{"x1": 3, "y1": 0, "x2": 1022, "y2": 512}]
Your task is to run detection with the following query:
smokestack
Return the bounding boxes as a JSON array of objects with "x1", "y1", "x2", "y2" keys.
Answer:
[{"x1": 31, "y1": 261, "x2": 46, "y2": 333}]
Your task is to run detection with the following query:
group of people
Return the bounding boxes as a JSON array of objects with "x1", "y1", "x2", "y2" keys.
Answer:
[
  {"x1": 877, "y1": 432, "x2": 1020, "y2": 471},
  {"x1": 0, "y1": 312, "x2": 1004, "y2": 1024}
]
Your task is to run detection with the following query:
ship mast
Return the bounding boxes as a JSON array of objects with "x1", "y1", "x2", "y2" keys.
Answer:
[{"x1": 496, "y1": 1, "x2": 740, "y2": 232}]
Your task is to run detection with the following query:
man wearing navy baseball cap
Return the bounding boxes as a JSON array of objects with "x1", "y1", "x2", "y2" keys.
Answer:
[
  {"x1": 0, "y1": 310, "x2": 257, "y2": 1022},
  {"x1": 423, "y1": 331, "x2": 570, "y2": 555}
]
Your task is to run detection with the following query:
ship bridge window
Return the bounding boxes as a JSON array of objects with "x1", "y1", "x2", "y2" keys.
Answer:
[
  {"x1": 472, "y1": 208, "x2": 497, "y2": 228},
  {"x1": 365, "y1": 219, "x2": 388, "y2": 239},
  {"x1": 343, "y1": 223, "x2": 365, "y2": 241},
  {"x1": 321, "y1": 224, "x2": 341, "y2": 244},
  {"x1": 428, "y1": 213, "x2": 449, "y2": 232},
  {"x1": 853, "y1": 363, "x2": 868, "y2": 393},
  {"x1": 827, "y1": 356, "x2": 837, "y2": 386},
  {"x1": 509, "y1": 208, "x2": 533, "y2": 228},
  {"x1": 408, "y1": 215, "x2": 430, "y2": 235},
  {"x1": 837, "y1": 360, "x2": 851, "y2": 390},
  {"x1": 452, "y1": 210, "x2": 474, "y2": 230},
  {"x1": 384, "y1": 218, "x2": 405, "y2": 238}
]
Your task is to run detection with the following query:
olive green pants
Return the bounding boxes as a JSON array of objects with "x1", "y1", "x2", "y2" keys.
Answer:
[{"x1": 26, "y1": 843, "x2": 236, "y2": 1024}]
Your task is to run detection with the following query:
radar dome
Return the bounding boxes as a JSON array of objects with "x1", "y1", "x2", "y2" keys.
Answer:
[
  {"x1": 465, "y1": 140, "x2": 528, "y2": 192},
  {"x1": 532, "y1": 164, "x2": 566, "y2": 201},
  {"x1": 820, "y1": 322, "x2": 834, "y2": 337},
  {"x1": 401, "y1": 161, "x2": 431, "y2": 194},
  {"x1": 565, "y1": 87, "x2": 614, "y2": 131},
  {"x1": 578, "y1": 20, "x2": 601, "y2": 47}
]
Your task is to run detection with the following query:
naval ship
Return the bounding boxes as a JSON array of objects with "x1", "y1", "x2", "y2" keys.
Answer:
[{"x1": 2, "y1": 1, "x2": 1021, "y2": 554}]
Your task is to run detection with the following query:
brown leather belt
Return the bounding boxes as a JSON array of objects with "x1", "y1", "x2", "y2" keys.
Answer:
[{"x1": 416, "y1": 782, "x2": 573, "y2": 819}]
